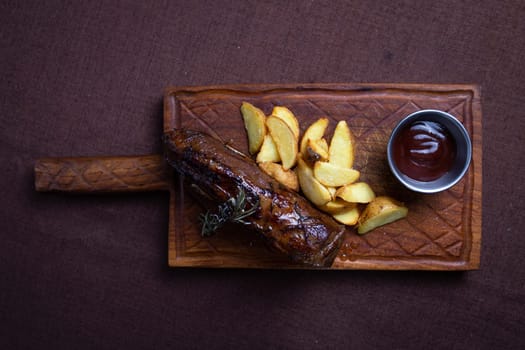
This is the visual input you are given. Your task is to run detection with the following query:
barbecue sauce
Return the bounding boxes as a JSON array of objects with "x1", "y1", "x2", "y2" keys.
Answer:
[{"x1": 392, "y1": 121, "x2": 456, "y2": 181}]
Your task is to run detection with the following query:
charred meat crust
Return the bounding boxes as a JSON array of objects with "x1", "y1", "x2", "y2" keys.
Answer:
[{"x1": 163, "y1": 129, "x2": 344, "y2": 267}]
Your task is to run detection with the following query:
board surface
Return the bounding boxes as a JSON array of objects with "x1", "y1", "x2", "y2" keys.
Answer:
[{"x1": 164, "y1": 83, "x2": 482, "y2": 270}]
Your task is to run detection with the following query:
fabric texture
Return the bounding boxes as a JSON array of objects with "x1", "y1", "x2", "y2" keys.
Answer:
[{"x1": 1, "y1": 0, "x2": 524, "y2": 349}]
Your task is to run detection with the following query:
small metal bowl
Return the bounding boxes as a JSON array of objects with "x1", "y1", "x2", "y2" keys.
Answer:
[{"x1": 387, "y1": 109, "x2": 472, "y2": 193}]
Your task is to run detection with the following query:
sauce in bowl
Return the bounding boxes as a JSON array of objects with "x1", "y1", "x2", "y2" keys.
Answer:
[{"x1": 392, "y1": 120, "x2": 456, "y2": 182}]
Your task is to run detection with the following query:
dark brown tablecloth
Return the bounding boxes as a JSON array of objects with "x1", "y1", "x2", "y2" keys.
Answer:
[{"x1": 2, "y1": 1, "x2": 524, "y2": 349}]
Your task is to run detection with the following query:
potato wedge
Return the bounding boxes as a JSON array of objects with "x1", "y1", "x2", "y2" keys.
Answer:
[
  {"x1": 256, "y1": 134, "x2": 281, "y2": 163},
  {"x1": 332, "y1": 204, "x2": 361, "y2": 226},
  {"x1": 303, "y1": 138, "x2": 329, "y2": 165},
  {"x1": 259, "y1": 162, "x2": 299, "y2": 191},
  {"x1": 266, "y1": 116, "x2": 298, "y2": 170},
  {"x1": 296, "y1": 157, "x2": 331, "y2": 206},
  {"x1": 240, "y1": 102, "x2": 266, "y2": 154},
  {"x1": 271, "y1": 106, "x2": 300, "y2": 139},
  {"x1": 316, "y1": 138, "x2": 329, "y2": 153},
  {"x1": 318, "y1": 198, "x2": 353, "y2": 214},
  {"x1": 357, "y1": 196, "x2": 408, "y2": 234},
  {"x1": 328, "y1": 120, "x2": 355, "y2": 168},
  {"x1": 300, "y1": 117, "x2": 329, "y2": 154},
  {"x1": 326, "y1": 186, "x2": 337, "y2": 200},
  {"x1": 306, "y1": 138, "x2": 328, "y2": 161},
  {"x1": 336, "y1": 182, "x2": 375, "y2": 203},
  {"x1": 313, "y1": 161, "x2": 360, "y2": 187}
]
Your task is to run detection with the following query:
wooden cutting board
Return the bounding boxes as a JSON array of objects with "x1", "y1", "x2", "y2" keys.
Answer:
[{"x1": 35, "y1": 83, "x2": 482, "y2": 270}]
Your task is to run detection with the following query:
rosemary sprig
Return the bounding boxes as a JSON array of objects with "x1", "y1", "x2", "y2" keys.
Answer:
[{"x1": 199, "y1": 188, "x2": 259, "y2": 237}]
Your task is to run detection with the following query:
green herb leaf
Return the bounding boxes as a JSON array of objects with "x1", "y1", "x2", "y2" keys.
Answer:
[{"x1": 199, "y1": 188, "x2": 259, "y2": 237}]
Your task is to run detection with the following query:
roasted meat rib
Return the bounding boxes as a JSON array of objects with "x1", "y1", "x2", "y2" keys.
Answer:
[{"x1": 163, "y1": 129, "x2": 345, "y2": 267}]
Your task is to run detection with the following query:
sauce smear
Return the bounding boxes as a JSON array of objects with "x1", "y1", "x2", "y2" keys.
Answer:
[{"x1": 393, "y1": 121, "x2": 456, "y2": 181}]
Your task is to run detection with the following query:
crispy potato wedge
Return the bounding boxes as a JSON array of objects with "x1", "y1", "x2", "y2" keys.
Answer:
[
  {"x1": 332, "y1": 204, "x2": 361, "y2": 226},
  {"x1": 296, "y1": 157, "x2": 331, "y2": 206},
  {"x1": 316, "y1": 138, "x2": 329, "y2": 153},
  {"x1": 266, "y1": 116, "x2": 298, "y2": 170},
  {"x1": 328, "y1": 120, "x2": 355, "y2": 168},
  {"x1": 240, "y1": 102, "x2": 266, "y2": 154},
  {"x1": 313, "y1": 161, "x2": 360, "y2": 187},
  {"x1": 306, "y1": 138, "x2": 328, "y2": 161},
  {"x1": 326, "y1": 186, "x2": 337, "y2": 200},
  {"x1": 300, "y1": 117, "x2": 329, "y2": 154},
  {"x1": 303, "y1": 138, "x2": 329, "y2": 165},
  {"x1": 336, "y1": 182, "x2": 376, "y2": 203},
  {"x1": 256, "y1": 134, "x2": 281, "y2": 163},
  {"x1": 259, "y1": 162, "x2": 299, "y2": 191},
  {"x1": 271, "y1": 106, "x2": 300, "y2": 139},
  {"x1": 357, "y1": 196, "x2": 408, "y2": 234},
  {"x1": 318, "y1": 198, "x2": 353, "y2": 214}
]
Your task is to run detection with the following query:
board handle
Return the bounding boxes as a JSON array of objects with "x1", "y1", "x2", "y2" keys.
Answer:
[{"x1": 35, "y1": 155, "x2": 170, "y2": 193}]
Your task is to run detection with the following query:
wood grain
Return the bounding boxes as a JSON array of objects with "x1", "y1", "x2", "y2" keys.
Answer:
[
  {"x1": 35, "y1": 155, "x2": 169, "y2": 193},
  {"x1": 164, "y1": 83, "x2": 482, "y2": 270}
]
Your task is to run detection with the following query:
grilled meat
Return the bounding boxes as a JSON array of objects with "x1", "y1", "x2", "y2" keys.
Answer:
[{"x1": 163, "y1": 129, "x2": 345, "y2": 267}]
